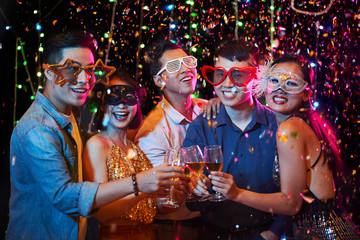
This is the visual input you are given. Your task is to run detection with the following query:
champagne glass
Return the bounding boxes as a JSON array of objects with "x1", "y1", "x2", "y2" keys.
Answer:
[
  {"x1": 204, "y1": 145, "x2": 226, "y2": 202},
  {"x1": 162, "y1": 147, "x2": 182, "y2": 208},
  {"x1": 180, "y1": 145, "x2": 205, "y2": 202}
]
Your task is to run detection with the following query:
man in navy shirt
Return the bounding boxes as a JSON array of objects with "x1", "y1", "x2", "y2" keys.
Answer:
[{"x1": 183, "y1": 39, "x2": 290, "y2": 239}]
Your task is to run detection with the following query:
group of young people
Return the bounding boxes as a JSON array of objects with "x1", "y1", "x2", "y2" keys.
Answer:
[{"x1": 6, "y1": 31, "x2": 360, "y2": 240}]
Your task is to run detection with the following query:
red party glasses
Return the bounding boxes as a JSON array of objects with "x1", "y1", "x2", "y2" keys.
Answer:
[{"x1": 201, "y1": 66, "x2": 256, "y2": 87}]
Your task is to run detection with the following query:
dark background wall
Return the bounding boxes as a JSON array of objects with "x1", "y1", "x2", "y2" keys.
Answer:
[{"x1": 1, "y1": 0, "x2": 359, "y2": 237}]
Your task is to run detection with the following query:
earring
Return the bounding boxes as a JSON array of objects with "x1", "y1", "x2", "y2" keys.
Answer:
[
  {"x1": 160, "y1": 81, "x2": 166, "y2": 91},
  {"x1": 102, "y1": 113, "x2": 110, "y2": 127}
]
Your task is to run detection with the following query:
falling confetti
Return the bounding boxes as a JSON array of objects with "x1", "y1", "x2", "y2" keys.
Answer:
[{"x1": 1, "y1": 0, "x2": 359, "y2": 227}]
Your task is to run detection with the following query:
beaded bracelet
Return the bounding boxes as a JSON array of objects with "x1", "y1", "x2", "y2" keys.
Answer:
[{"x1": 131, "y1": 173, "x2": 139, "y2": 196}]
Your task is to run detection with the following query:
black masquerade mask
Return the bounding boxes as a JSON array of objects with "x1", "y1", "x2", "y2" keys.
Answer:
[{"x1": 104, "y1": 85, "x2": 139, "y2": 106}]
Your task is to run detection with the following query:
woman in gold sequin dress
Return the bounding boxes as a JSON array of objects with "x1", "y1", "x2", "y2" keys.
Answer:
[{"x1": 83, "y1": 70, "x2": 187, "y2": 240}]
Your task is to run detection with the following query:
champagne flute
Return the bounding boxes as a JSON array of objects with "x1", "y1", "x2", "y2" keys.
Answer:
[
  {"x1": 180, "y1": 145, "x2": 205, "y2": 202},
  {"x1": 204, "y1": 145, "x2": 226, "y2": 202},
  {"x1": 162, "y1": 147, "x2": 182, "y2": 208}
]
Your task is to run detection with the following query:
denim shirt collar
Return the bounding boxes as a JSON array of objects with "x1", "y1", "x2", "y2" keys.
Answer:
[
  {"x1": 217, "y1": 98, "x2": 270, "y2": 131},
  {"x1": 35, "y1": 90, "x2": 71, "y2": 129}
]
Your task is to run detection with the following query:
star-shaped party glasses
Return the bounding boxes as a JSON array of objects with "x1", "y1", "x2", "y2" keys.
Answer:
[{"x1": 43, "y1": 58, "x2": 116, "y2": 86}]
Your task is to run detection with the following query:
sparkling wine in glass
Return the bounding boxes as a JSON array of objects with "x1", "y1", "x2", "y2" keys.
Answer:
[
  {"x1": 180, "y1": 145, "x2": 205, "y2": 202},
  {"x1": 162, "y1": 148, "x2": 182, "y2": 208},
  {"x1": 204, "y1": 145, "x2": 226, "y2": 202}
]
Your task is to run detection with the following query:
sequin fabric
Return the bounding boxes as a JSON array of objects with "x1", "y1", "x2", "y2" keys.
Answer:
[
  {"x1": 293, "y1": 190, "x2": 360, "y2": 240},
  {"x1": 107, "y1": 142, "x2": 157, "y2": 224}
]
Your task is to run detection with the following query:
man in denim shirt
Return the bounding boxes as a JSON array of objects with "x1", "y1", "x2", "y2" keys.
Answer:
[
  {"x1": 6, "y1": 32, "x2": 185, "y2": 240},
  {"x1": 183, "y1": 39, "x2": 291, "y2": 239}
]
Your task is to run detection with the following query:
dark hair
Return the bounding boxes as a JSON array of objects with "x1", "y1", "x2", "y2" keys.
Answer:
[
  {"x1": 144, "y1": 39, "x2": 183, "y2": 76},
  {"x1": 101, "y1": 70, "x2": 145, "y2": 130},
  {"x1": 270, "y1": 54, "x2": 314, "y2": 86},
  {"x1": 215, "y1": 39, "x2": 259, "y2": 67},
  {"x1": 43, "y1": 31, "x2": 97, "y2": 64},
  {"x1": 272, "y1": 54, "x2": 342, "y2": 171}
]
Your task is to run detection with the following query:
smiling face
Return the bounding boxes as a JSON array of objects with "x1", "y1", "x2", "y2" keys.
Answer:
[
  {"x1": 105, "y1": 78, "x2": 138, "y2": 131},
  {"x1": 154, "y1": 48, "x2": 197, "y2": 100},
  {"x1": 214, "y1": 57, "x2": 254, "y2": 108},
  {"x1": 265, "y1": 62, "x2": 310, "y2": 116},
  {"x1": 44, "y1": 47, "x2": 95, "y2": 114}
]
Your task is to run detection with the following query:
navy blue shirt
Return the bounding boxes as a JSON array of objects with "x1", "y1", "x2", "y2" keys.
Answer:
[{"x1": 183, "y1": 99, "x2": 282, "y2": 231}]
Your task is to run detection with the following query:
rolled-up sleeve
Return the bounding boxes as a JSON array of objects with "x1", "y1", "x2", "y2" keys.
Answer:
[{"x1": 22, "y1": 126, "x2": 99, "y2": 217}]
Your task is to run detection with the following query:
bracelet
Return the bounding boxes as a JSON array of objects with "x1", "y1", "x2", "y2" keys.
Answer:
[{"x1": 131, "y1": 173, "x2": 139, "y2": 196}]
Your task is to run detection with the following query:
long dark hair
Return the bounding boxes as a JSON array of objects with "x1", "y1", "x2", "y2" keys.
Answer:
[{"x1": 271, "y1": 54, "x2": 342, "y2": 171}]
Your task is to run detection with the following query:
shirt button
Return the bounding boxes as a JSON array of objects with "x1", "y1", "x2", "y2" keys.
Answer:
[
  {"x1": 239, "y1": 173, "x2": 243, "y2": 177},
  {"x1": 240, "y1": 153, "x2": 243, "y2": 157}
]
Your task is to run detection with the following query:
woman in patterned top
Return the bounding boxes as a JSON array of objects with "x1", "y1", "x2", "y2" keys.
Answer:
[{"x1": 83, "y1": 70, "x2": 188, "y2": 240}]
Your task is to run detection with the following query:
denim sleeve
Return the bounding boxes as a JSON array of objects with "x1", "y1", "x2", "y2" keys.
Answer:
[
  {"x1": 268, "y1": 214, "x2": 293, "y2": 237},
  {"x1": 22, "y1": 126, "x2": 99, "y2": 217}
]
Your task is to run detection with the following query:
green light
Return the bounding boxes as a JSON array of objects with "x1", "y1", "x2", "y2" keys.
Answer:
[
  {"x1": 17, "y1": 84, "x2": 22, "y2": 89},
  {"x1": 33, "y1": 10, "x2": 38, "y2": 14},
  {"x1": 15, "y1": 120, "x2": 19, "y2": 125},
  {"x1": 109, "y1": 0, "x2": 116, "y2": 2},
  {"x1": 104, "y1": 33, "x2": 109, "y2": 38},
  {"x1": 270, "y1": 27, "x2": 275, "y2": 32},
  {"x1": 190, "y1": 93, "x2": 199, "y2": 98},
  {"x1": 191, "y1": 47, "x2": 197, "y2": 52},
  {"x1": 191, "y1": 13, "x2": 197, "y2": 17},
  {"x1": 191, "y1": 23, "x2": 197, "y2": 29},
  {"x1": 95, "y1": 70, "x2": 104, "y2": 76},
  {"x1": 23, "y1": 61, "x2": 27, "y2": 66},
  {"x1": 40, "y1": 33, "x2": 44, "y2": 37},
  {"x1": 37, "y1": 72, "x2": 42, "y2": 77},
  {"x1": 30, "y1": 95, "x2": 35, "y2": 100},
  {"x1": 186, "y1": 0, "x2": 194, "y2": 5},
  {"x1": 17, "y1": 46, "x2": 22, "y2": 50},
  {"x1": 238, "y1": 21, "x2": 244, "y2": 27},
  {"x1": 140, "y1": 43, "x2": 145, "y2": 48},
  {"x1": 184, "y1": 34, "x2": 190, "y2": 39},
  {"x1": 39, "y1": 46, "x2": 44, "y2": 52},
  {"x1": 270, "y1": 5, "x2": 275, "y2": 11},
  {"x1": 141, "y1": 26, "x2": 148, "y2": 30}
]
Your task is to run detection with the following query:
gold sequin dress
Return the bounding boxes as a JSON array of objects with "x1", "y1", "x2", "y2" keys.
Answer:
[
  {"x1": 106, "y1": 142, "x2": 157, "y2": 224},
  {"x1": 100, "y1": 142, "x2": 157, "y2": 240}
]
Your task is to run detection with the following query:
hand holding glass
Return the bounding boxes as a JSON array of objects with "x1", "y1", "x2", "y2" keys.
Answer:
[
  {"x1": 204, "y1": 145, "x2": 226, "y2": 202},
  {"x1": 180, "y1": 145, "x2": 205, "y2": 202},
  {"x1": 162, "y1": 148, "x2": 182, "y2": 208}
]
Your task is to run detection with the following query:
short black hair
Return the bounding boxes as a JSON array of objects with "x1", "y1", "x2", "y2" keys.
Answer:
[
  {"x1": 215, "y1": 39, "x2": 259, "y2": 67},
  {"x1": 144, "y1": 39, "x2": 183, "y2": 76},
  {"x1": 43, "y1": 31, "x2": 97, "y2": 64},
  {"x1": 270, "y1": 54, "x2": 314, "y2": 86}
]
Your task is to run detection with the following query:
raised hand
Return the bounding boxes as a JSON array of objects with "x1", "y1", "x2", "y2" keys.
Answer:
[
  {"x1": 202, "y1": 98, "x2": 221, "y2": 120},
  {"x1": 136, "y1": 166, "x2": 187, "y2": 196},
  {"x1": 188, "y1": 173, "x2": 211, "y2": 196},
  {"x1": 208, "y1": 171, "x2": 240, "y2": 201}
]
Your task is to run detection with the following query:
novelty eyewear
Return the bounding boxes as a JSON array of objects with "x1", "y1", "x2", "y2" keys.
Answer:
[
  {"x1": 266, "y1": 70, "x2": 309, "y2": 94},
  {"x1": 42, "y1": 58, "x2": 115, "y2": 86},
  {"x1": 156, "y1": 56, "x2": 197, "y2": 76},
  {"x1": 201, "y1": 66, "x2": 257, "y2": 87},
  {"x1": 104, "y1": 85, "x2": 139, "y2": 106}
]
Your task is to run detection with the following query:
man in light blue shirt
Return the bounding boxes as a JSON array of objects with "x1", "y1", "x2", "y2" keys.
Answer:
[{"x1": 7, "y1": 32, "x2": 185, "y2": 240}]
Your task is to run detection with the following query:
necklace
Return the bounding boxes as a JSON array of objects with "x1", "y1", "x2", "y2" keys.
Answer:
[
  {"x1": 104, "y1": 131, "x2": 122, "y2": 145},
  {"x1": 104, "y1": 131, "x2": 138, "y2": 162}
]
